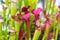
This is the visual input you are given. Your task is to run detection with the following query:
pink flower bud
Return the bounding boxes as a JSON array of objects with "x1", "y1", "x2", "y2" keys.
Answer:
[
  {"x1": 32, "y1": 8, "x2": 42, "y2": 21},
  {"x1": 22, "y1": 7, "x2": 27, "y2": 12},
  {"x1": 19, "y1": 29, "x2": 25, "y2": 37},
  {"x1": 27, "y1": 5, "x2": 30, "y2": 9},
  {"x1": 22, "y1": 13, "x2": 30, "y2": 21},
  {"x1": 58, "y1": 5, "x2": 60, "y2": 9}
]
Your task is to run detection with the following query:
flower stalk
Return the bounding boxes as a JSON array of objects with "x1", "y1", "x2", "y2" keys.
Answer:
[
  {"x1": 55, "y1": 12, "x2": 60, "y2": 40},
  {"x1": 9, "y1": 1, "x2": 17, "y2": 40},
  {"x1": 33, "y1": 29, "x2": 41, "y2": 40},
  {"x1": 0, "y1": 18, "x2": 3, "y2": 40},
  {"x1": 32, "y1": 8, "x2": 42, "y2": 40},
  {"x1": 22, "y1": 13, "x2": 31, "y2": 40},
  {"x1": 17, "y1": 0, "x2": 22, "y2": 10},
  {"x1": 42, "y1": 17, "x2": 52, "y2": 40}
]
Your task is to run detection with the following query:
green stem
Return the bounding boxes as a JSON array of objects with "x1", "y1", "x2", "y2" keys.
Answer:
[
  {"x1": 15, "y1": 21, "x2": 22, "y2": 40},
  {"x1": 46, "y1": 0, "x2": 52, "y2": 11},
  {"x1": 23, "y1": 20, "x2": 31, "y2": 40},
  {"x1": 33, "y1": 30, "x2": 41, "y2": 40},
  {"x1": 49, "y1": 0, "x2": 52, "y2": 10},
  {"x1": 46, "y1": 0, "x2": 49, "y2": 11},
  {"x1": 28, "y1": 0, "x2": 38, "y2": 10},
  {"x1": 27, "y1": 28, "x2": 31, "y2": 40},
  {"x1": 51, "y1": 0, "x2": 56, "y2": 16},
  {"x1": 42, "y1": 27, "x2": 49, "y2": 40},
  {"x1": 5, "y1": 0, "x2": 9, "y2": 6},
  {"x1": 24, "y1": 0, "x2": 28, "y2": 6},
  {"x1": 9, "y1": 35, "x2": 16, "y2": 40},
  {"x1": 55, "y1": 25, "x2": 59, "y2": 40},
  {"x1": 3, "y1": 6, "x2": 8, "y2": 40},
  {"x1": 53, "y1": 19, "x2": 57, "y2": 34},
  {"x1": 10, "y1": 3, "x2": 17, "y2": 27},
  {"x1": 18, "y1": 0, "x2": 22, "y2": 10},
  {"x1": 0, "y1": 23, "x2": 3, "y2": 40},
  {"x1": 26, "y1": 21, "x2": 31, "y2": 40}
]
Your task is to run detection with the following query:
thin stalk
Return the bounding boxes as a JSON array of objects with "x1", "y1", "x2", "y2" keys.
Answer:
[
  {"x1": 28, "y1": 0, "x2": 38, "y2": 10},
  {"x1": 24, "y1": 0, "x2": 29, "y2": 6},
  {"x1": 17, "y1": 0, "x2": 22, "y2": 10},
  {"x1": 9, "y1": 1, "x2": 17, "y2": 40},
  {"x1": 42, "y1": 27, "x2": 50, "y2": 40},
  {"x1": 5, "y1": 0, "x2": 9, "y2": 6},
  {"x1": 32, "y1": 29, "x2": 41, "y2": 40},
  {"x1": 23, "y1": 22, "x2": 27, "y2": 40},
  {"x1": 46, "y1": 0, "x2": 52, "y2": 11},
  {"x1": 0, "y1": 22, "x2": 3, "y2": 40},
  {"x1": 9, "y1": 35, "x2": 16, "y2": 40},
  {"x1": 10, "y1": 1, "x2": 17, "y2": 27},
  {"x1": 15, "y1": 21, "x2": 22, "y2": 40},
  {"x1": 52, "y1": 18, "x2": 57, "y2": 35},
  {"x1": 49, "y1": 0, "x2": 52, "y2": 10},
  {"x1": 2, "y1": 5, "x2": 8, "y2": 40},
  {"x1": 55, "y1": 25, "x2": 58, "y2": 40},
  {"x1": 15, "y1": 22, "x2": 20, "y2": 40},
  {"x1": 26, "y1": 20, "x2": 31, "y2": 40},
  {"x1": 46, "y1": 0, "x2": 49, "y2": 11},
  {"x1": 51, "y1": 0, "x2": 56, "y2": 16}
]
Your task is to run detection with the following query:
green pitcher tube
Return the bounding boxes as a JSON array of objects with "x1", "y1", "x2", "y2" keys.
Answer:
[
  {"x1": 24, "y1": 0, "x2": 29, "y2": 6},
  {"x1": 10, "y1": 1, "x2": 17, "y2": 27},
  {"x1": 17, "y1": 0, "x2": 22, "y2": 10},
  {"x1": 9, "y1": 1, "x2": 17, "y2": 40},
  {"x1": 42, "y1": 27, "x2": 50, "y2": 40},
  {"x1": 28, "y1": 0, "x2": 38, "y2": 10},
  {"x1": 15, "y1": 21, "x2": 22, "y2": 40},
  {"x1": 5, "y1": 0, "x2": 9, "y2": 6},
  {"x1": 33, "y1": 30, "x2": 41, "y2": 40},
  {"x1": 55, "y1": 25, "x2": 59, "y2": 40},
  {"x1": 0, "y1": 19, "x2": 3, "y2": 40}
]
